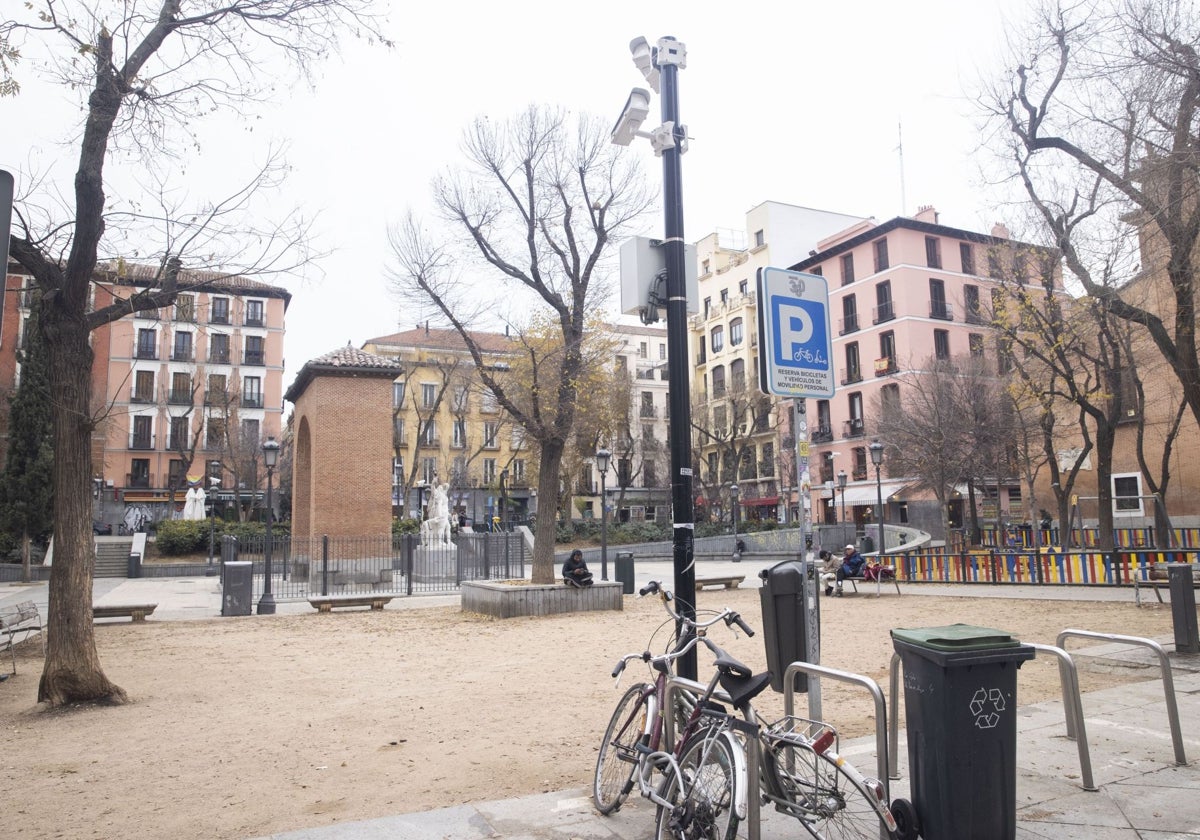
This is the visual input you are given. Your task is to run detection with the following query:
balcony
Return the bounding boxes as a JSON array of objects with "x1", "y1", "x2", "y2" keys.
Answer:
[
  {"x1": 852, "y1": 466, "x2": 868, "y2": 481},
  {"x1": 811, "y1": 425, "x2": 834, "y2": 444},
  {"x1": 130, "y1": 391, "x2": 155, "y2": 404},
  {"x1": 241, "y1": 395, "x2": 264, "y2": 409},
  {"x1": 126, "y1": 472, "x2": 153, "y2": 489},
  {"x1": 758, "y1": 460, "x2": 775, "y2": 478},
  {"x1": 171, "y1": 348, "x2": 194, "y2": 362},
  {"x1": 843, "y1": 418, "x2": 865, "y2": 439},
  {"x1": 209, "y1": 313, "x2": 230, "y2": 325},
  {"x1": 244, "y1": 315, "x2": 265, "y2": 328},
  {"x1": 167, "y1": 436, "x2": 189, "y2": 451},
  {"x1": 929, "y1": 300, "x2": 954, "y2": 321},
  {"x1": 174, "y1": 309, "x2": 196, "y2": 323},
  {"x1": 640, "y1": 405, "x2": 658, "y2": 419},
  {"x1": 872, "y1": 302, "x2": 895, "y2": 324},
  {"x1": 242, "y1": 350, "x2": 266, "y2": 366},
  {"x1": 838, "y1": 314, "x2": 860, "y2": 335},
  {"x1": 205, "y1": 390, "x2": 227, "y2": 406},
  {"x1": 839, "y1": 367, "x2": 863, "y2": 386},
  {"x1": 965, "y1": 308, "x2": 987, "y2": 326},
  {"x1": 168, "y1": 389, "x2": 193, "y2": 405},
  {"x1": 874, "y1": 357, "x2": 898, "y2": 377},
  {"x1": 129, "y1": 434, "x2": 155, "y2": 451},
  {"x1": 209, "y1": 348, "x2": 231, "y2": 364},
  {"x1": 134, "y1": 344, "x2": 159, "y2": 360}
]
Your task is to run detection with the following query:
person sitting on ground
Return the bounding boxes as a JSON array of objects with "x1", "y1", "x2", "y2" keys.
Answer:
[
  {"x1": 562, "y1": 549, "x2": 594, "y2": 588},
  {"x1": 818, "y1": 550, "x2": 839, "y2": 595},
  {"x1": 833, "y1": 544, "x2": 866, "y2": 597}
]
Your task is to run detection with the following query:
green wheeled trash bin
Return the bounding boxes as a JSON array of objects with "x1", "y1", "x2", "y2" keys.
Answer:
[
  {"x1": 891, "y1": 624, "x2": 1036, "y2": 840},
  {"x1": 614, "y1": 552, "x2": 635, "y2": 595}
]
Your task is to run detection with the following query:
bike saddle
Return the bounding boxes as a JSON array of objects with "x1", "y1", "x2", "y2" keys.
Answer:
[{"x1": 719, "y1": 669, "x2": 773, "y2": 710}]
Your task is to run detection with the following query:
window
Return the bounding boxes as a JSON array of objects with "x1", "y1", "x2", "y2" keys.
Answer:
[
  {"x1": 421, "y1": 383, "x2": 437, "y2": 408},
  {"x1": 393, "y1": 382, "x2": 405, "y2": 409},
  {"x1": 169, "y1": 417, "x2": 190, "y2": 451},
  {"x1": 210, "y1": 296, "x2": 230, "y2": 324},
  {"x1": 880, "y1": 383, "x2": 900, "y2": 414},
  {"x1": 841, "y1": 294, "x2": 858, "y2": 335},
  {"x1": 710, "y1": 325, "x2": 724, "y2": 353},
  {"x1": 132, "y1": 415, "x2": 153, "y2": 449},
  {"x1": 240, "y1": 418, "x2": 260, "y2": 446},
  {"x1": 754, "y1": 229, "x2": 765, "y2": 248},
  {"x1": 1013, "y1": 251, "x2": 1027, "y2": 282},
  {"x1": 760, "y1": 442, "x2": 775, "y2": 477},
  {"x1": 843, "y1": 342, "x2": 861, "y2": 385},
  {"x1": 136, "y1": 328, "x2": 158, "y2": 359},
  {"x1": 245, "y1": 299, "x2": 264, "y2": 326},
  {"x1": 810, "y1": 265, "x2": 823, "y2": 276},
  {"x1": 703, "y1": 297, "x2": 711, "y2": 318},
  {"x1": 738, "y1": 279, "x2": 748, "y2": 295},
  {"x1": 815, "y1": 400, "x2": 832, "y2": 442},
  {"x1": 452, "y1": 418, "x2": 466, "y2": 448},
  {"x1": 615, "y1": 355, "x2": 627, "y2": 372},
  {"x1": 207, "y1": 373, "x2": 227, "y2": 405},
  {"x1": 874, "y1": 280, "x2": 894, "y2": 323},
  {"x1": 638, "y1": 341, "x2": 648, "y2": 358},
  {"x1": 512, "y1": 459, "x2": 526, "y2": 484},
  {"x1": 987, "y1": 248, "x2": 1003, "y2": 278},
  {"x1": 934, "y1": 329, "x2": 950, "y2": 360},
  {"x1": 420, "y1": 422, "x2": 436, "y2": 446},
  {"x1": 175, "y1": 295, "x2": 196, "y2": 322},
  {"x1": 997, "y1": 336, "x2": 1013, "y2": 374},
  {"x1": 873, "y1": 238, "x2": 889, "y2": 272},
  {"x1": 702, "y1": 259, "x2": 710, "y2": 275},
  {"x1": 879, "y1": 331, "x2": 896, "y2": 373},
  {"x1": 640, "y1": 391, "x2": 655, "y2": 418},
  {"x1": 481, "y1": 389, "x2": 499, "y2": 413},
  {"x1": 242, "y1": 376, "x2": 262, "y2": 408},
  {"x1": 729, "y1": 317, "x2": 744, "y2": 346},
  {"x1": 483, "y1": 421, "x2": 499, "y2": 449},
  {"x1": 394, "y1": 418, "x2": 405, "y2": 444},
  {"x1": 929, "y1": 278, "x2": 949, "y2": 319},
  {"x1": 969, "y1": 333, "x2": 985, "y2": 357},
  {"x1": 840, "y1": 252, "x2": 855, "y2": 285},
  {"x1": 659, "y1": 343, "x2": 667, "y2": 360},
  {"x1": 132, "y1": 370, "x2": 155, "y2": 403},
  {"x1": 852, "y1": 446, "x2": 868, "y2": 481},
  {"x1": 959, "y1": 242, "x2": 975, "y2": 275},
  {"x1": 129, "y1": 458, "x2": 150, "y2": 488},
  {"x1": 209, "y1": 333, "x2": 230, "y2": 364},
  {"x1": 642, "y1": 423, "x2": 655, "y2": 440},
  {"x1": 1113, "y1": 474, "x2": 1143, "y2": 516},
  {"x1": 206, "y1": 418, "x2": 225, "y2": 448},
  {"x1": 730, "y1": 358, "x2": 746, "y2": 390},
  {"x1": 643, "y1": 461, "x2": 657, "y2": 487},
  {"x1": 720, "y1": 288, "x2": 729, "y2": 304},
  {"x1": 821, "y1": 450, "x2": 835, "y2": 485},
  {"x1": 169, "y1": 372, "x2": 192, "y2": 404},
  {"x1": 243, "y1": 335, "x2": 264, "y2": 365},
  {"x1": 423, "y1": 457, "x2": 438, "y2": 484},
  {"x1": 170, "y1": 331, "x2": 192, "y2": 361},
  {"x1": 711, "y1": 365, "x2": 726, "y2": 396},
  {"x1": 452, "y1": 386, "x2": 469, "y2": 412},
  {"x1": 511, "y1": 426, "x2": 527, "y2": 450},
  {"x1": 925, "y1": 236, "x2": 942, "y2": 269},
  {"x1": 847, "y1": 392, "x2": 864, "y2": 437},
  {"x1": 964, "y1": 285, "x2": 983, "y2": 324}
]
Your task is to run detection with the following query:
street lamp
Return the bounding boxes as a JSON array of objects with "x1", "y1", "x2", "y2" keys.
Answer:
[
  {"x1": 824, "y1": 479, "x2": 834, "y2": 525},
  {"x1": 256, "y1": 436, "x2": 280, "y2": 615},
  {"x1": 837, "y1": 469, "x2": 848, "y2": 527},
  {"x1": 613, "y1": 35, "x2": 698, "y2": 681},
  {"x1": 596, "y1": 447, "x2": 612, "y2": 580},
  {"x1": 729, "y1": 482, "x2": 741, "y2": 562},
  {"x1": 207, "y1": 477, "x2": 221, "y2": 572},
  {"x1": 499, "y1": 469, "x2": 509, "y2": 532},
  {"x1": 869, "y1": 440, "x2": 885, "y2": 555}
]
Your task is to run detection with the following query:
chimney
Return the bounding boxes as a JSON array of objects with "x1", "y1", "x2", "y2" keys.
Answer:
[
  {"x1": 991, "y1": 222, "x2": 1010, "y2": 240},
  {"x1": 914, "y1": 205, "x2": 938, "y2": 224}
]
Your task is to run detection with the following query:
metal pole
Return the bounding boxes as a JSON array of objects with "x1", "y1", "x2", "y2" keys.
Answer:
[
  {"x1": 600, "y1": 470, "x2": 609, "y2": 580},
  {"x1": 876, "y1": 464, "x2": 884, "y2": 555},
  {"x1": 658, "y1": 44, "x2": 697, "y2": 681},
  {"x1": 257, "y1": 465, "x2": 276, "y2": 614}
]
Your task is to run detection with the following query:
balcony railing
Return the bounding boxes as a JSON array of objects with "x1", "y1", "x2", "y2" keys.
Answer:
[
  {"x1": 838, "y1": 314, "x2": 860, "y2": 335},
  {"x1": 964, "y1": 308, "x2": 987, "y2": 325},
  {"x1": 242, "y1": 350, "x2": 266, "y2": 366},
  {"x1": 130, "y1": 391, "x2": 154, "y2": 404},
  {"x1": 171, "y1": 348, "x2": 194, "y2": 362},
  {"x1": 843, "y1": 418, "x2": 865, "y2": 439},
  {"x1": 129, "y1": 434, "x2": 155, "y2": 451},
  {"x1": 126, "y1": 472, "x2": 153, "y2": 489},
  {"x1": 852, "y1": 467, "x2": 868, "y2": 481},
  {"x1": 167, "y1": 437, "x2": 189, "y2": 451},
  {"x1": 244, "y1": 315, "x2": 265, "y2": 327},
  {"x1": 872, "y1": 302, "x2": 895, "y2": 324},
  {"x1": 640, "y1": 405, "x2": 658, "y2": 418},
  {"x1": 209, "y1": 313, "x2": 230, "y2": 325},
  {"x1": 811, "y1": 425, "x2": 833, "y2": 444},
  {"x1": 209, "y1": 348, "x2": 231, "y2": 364},
  {"x1": 839, "y1": 367, "x2": 862, "y2": 386},
  {"x1": 929, "y1": 300, "x2": 953, "y2": 321},
  {"x1": 241, "y1": 395, "x2": 264, "y2": 409},
  {"x1": 168, "y1": 389, "x2": 193, "y2": 405},
  {"x1": 134, "y1": 343, "x2": 159, "y2": 360},
  {"x1": 874, "y1": 357, "x2": 898, "y2": 377}
]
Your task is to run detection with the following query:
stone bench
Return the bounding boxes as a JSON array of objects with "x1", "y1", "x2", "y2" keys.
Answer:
[
  {"x1": 695, "y1": 575, "x2": 746, "y2": 591},
  {"x1": 93, "y1": 603, "x2": 158, "y2": 622},
  {"x1": 307, "y1": 595, "x2": 394, "y2": 613}
]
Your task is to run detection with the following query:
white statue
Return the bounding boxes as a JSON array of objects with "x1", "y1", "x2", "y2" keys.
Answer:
[{"x1": 420, "y1": 482, "x2": 453, "y2": 546}]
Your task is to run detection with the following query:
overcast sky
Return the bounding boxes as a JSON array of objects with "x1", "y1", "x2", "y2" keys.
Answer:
[{"x1": 2, "y1": 0, "x2": 1030, "y2": 391}]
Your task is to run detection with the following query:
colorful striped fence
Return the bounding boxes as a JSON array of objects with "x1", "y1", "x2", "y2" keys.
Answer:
[{"x1": 894, "y1": 547, "x2": 1200, "y2": 587}]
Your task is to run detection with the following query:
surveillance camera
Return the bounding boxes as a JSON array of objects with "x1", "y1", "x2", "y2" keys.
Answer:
[
  {"x1": 611, "y1": 87, "x2": 651, "y2": 147},
  {"x1": 629, "y1": 37, "x2": 660, "y2": 93}
]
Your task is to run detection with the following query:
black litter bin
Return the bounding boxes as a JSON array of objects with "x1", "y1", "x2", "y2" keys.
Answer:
[
  {"x1": 758, "y1": 559, "x2": 812, "y2": 693},
  {"x1": 615, "y1": 552, "x2": 635, "y2": 595},
  {"x1": 222, "y1": 561, "x2": 253, "y2": 616},
  {"x1": 891, "y1": 625, "x2": 1036, "y2": 840},
  {"x1": 857, "y1": 534, "x2": 875, "y2": 555}
]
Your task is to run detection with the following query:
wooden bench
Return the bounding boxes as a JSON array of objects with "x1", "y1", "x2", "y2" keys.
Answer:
[
  {"x1": 308, "y1": 595, "x2": 394, "y2": 613},
  {"x1": 1, "y1": 600, "x2": 44, "y2": 673},
  {"x1": 839, "y1": 564, "x2": 902, "y2": 597},
  {"x1": 93, "y1": 603, "x2": 158, "y2": 622},
  {"x1": 695, "y1": 575, "x2": 745, "y2": 591},
  {"x1": 1135, "y1": 562, "x2": 1200, "y2": 606}
]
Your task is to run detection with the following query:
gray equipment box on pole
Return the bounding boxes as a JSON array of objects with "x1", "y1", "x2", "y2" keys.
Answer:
[
  {"x1": 758, "y1": 559, "x2": 812, "y2": 693},
  {"x1": 615, "y1": 551, "x2": 635, "y2": 595},
  {"x1": 222, "y1": 561, "x2": 253, "y2": 616}
]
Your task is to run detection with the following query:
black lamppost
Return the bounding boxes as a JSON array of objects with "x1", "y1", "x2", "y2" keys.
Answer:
[
  {"x1": 870, "y1": 440, "x2": 885, "y2": 555},
  {"x1": 499, "y1": 469, "x2": 509, "y2": 532},
  {"x1": 729, "y1": 482, "x2": 741, "y2": 561},
  {"x1": 596, "y1": 447, "x2": 612, "y2": 580},
  {"x1": 206, "y1": 477, "x2": 220, "y2": 573},
  {"x1": 824, "y1": 479, "x2": 834, "y2": 525},
  {"x1": 256, "y1": 436, "x2": 280, "y2": 615},
  {"x1": 837, "y1": 469, "x2": 848, "y2": 527}
]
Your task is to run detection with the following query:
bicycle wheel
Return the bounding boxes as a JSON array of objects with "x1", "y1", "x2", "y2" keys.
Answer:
[
  {"x1": 654, "y1": 730, "x2": 740, "y2": 840},
  {"x1": 764, "y1": 741, "x2": 887, "y2": 839},
  {"x1": 593, "y1": 683, "x2": 650, "y2": 814}
]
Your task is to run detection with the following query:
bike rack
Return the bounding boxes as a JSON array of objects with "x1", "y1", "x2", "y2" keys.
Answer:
[
  {"x1": 1055, "y1": 629, "x2": 1187, "y2": 766},
  {"x1": 783, "y1": 661, "x2": 892, "y2": 804}
]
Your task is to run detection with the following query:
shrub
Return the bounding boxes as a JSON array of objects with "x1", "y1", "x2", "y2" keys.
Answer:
[
  {"x1": 393, "y1": 517, "x2": 420, "y2": 536},
  {"x1": 154, "y1": 520, "x2": 208, "y2": 555},
  {"x1": 610, "y1": 521, "x2": 669, "y2": 544}
]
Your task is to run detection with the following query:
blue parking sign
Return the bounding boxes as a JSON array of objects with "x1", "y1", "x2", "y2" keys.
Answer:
[{"x1": 756, "y1": 268, "x2": 834, "y2": 398}]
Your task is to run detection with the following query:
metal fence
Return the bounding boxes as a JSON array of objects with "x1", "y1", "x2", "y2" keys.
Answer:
[
  {"x1": 894, "y1": 546, "x2": 1200, "y2": 586},
  {"x1": 220, "y1": 532, "x2": 527, "y2": 602}
]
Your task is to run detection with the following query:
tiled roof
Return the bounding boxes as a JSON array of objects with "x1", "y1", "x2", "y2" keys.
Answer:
[
  {"x1": 363, "y1": 326, "x2": 515, "y2": 354},
  {"x1": 284, "y1": 345, "x2": 405, "y2": 403},
  {"x1": 97, "y1": 260, "x2": 292, "y2": 303}
]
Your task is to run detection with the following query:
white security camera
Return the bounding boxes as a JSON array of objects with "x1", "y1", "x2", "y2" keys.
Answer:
[
  {"x1": 611, "y1": 87, "x2": 652, "y2": 147},
  {"x1": 629, "y1": 37, "x2": 660, "y2": 93}
]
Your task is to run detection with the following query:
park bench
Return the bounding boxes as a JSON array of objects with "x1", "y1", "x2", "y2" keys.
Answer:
[
  {"x1": 308, "y1": 594, "x2": 394, "y2": 613},
  {"x1": 1135, "y1": 562, "x2": 1200, "y2": 607},
  {"x1": 1, "y1": 600, "x2": 44, "y2": 673},
  {"x1": 840, "y1": 563, "x2": 902, "y2": 597},
  {"x1": 93, "y1": 603, "x2": 158, "y2": 622},
  {"x1": 695, "y1": 575, "x2": 745, "y2": 591}
]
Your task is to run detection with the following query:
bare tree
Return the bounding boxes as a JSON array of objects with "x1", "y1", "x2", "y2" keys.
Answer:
[
  {"x1": 386, "y1": 108, "x2": 653, "y2": 583},
  {"x1": 2, "y1": 0, "x2": 387, "y2": 705},
  {"x1": 985, "y1": 0, "x2": 1200, "y2": 429}
]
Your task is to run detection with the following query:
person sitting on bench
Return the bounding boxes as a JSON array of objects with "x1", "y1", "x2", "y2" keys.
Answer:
[
  {"x1": 831, "y1": 544, "x2": 865, "y2": 597},
  {"x1": 562, "y1": 549, "x2": 594, "y2": 587}
]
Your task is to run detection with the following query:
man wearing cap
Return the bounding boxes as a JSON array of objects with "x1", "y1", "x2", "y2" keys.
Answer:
[{"x1": 831, "y1": 544, "x2": 866, "y2": 597}]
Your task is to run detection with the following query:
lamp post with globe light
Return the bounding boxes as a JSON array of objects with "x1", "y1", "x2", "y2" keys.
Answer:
[
  {"x1": 730, "y1": 482, "x2": 741, "y2": 561},
  {"x1": 869, "y1": 441, "x2": 885, "y2": 555},
  {"x1": 596, "y1": 447, "x2": 611, "y2": 580},
  {"x1": 256, "y1": 436, "x2": 280, "y2": 615}
]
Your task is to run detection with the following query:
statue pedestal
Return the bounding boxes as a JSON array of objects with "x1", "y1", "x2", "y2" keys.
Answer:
[{"x1": 413, "y1": 542, "x2": 459, "y2": 585}]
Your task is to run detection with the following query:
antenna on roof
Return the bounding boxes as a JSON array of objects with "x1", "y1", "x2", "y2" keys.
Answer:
[{"x1": 895, "y1": 121, "x2": 907, "y2": 217}]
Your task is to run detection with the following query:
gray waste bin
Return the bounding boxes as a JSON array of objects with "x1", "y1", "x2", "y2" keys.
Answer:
[
  {"x1": 615, "y1": 552, "x2": 635, "y2": 595},
  {"x1": 891, "y1": 624, "x2": 1036, "y2": 840},
  {"x1": 127, "y1": 552, "x2": 141, "y2": 579},
  {"x1": 758, "y1": 559, "x2": 812, "y2": 693},
  {"x1": 1168, "y1": 563, "x2": 1200, "y2": 654},
  {"x1": 222, "y1": 561, "x2": 253, "y2": 616},
  {"x1": 857, "y1": 534, "x2": 875, "y2": 554}
]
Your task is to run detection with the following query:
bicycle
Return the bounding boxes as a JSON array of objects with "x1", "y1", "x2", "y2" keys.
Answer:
[{"x1": 592, "y1": 580, "x2": 768, "y2": 840}]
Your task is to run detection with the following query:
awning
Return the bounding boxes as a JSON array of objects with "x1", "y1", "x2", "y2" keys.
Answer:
[
  {"x1": 741, "y1": 496, "x2": 780, "y2": 507},
  {"x1": 819, "y1": 480, "x2": 912, "y2": 505}
]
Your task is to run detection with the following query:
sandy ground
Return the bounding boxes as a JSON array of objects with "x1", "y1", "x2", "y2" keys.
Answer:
[{"x1": 0, "y1": 590, "x2": 1178, "y2": 840}]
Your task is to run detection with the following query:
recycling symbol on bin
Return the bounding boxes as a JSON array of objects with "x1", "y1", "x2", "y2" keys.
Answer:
[{"x1": 969, "y1": 687, "x2": 1006, "y2": 729}]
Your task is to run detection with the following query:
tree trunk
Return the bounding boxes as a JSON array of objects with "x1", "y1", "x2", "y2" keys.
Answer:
[
  {"x1": 531, "y1": 439, "x2": 565, "y2": 584},
  {"x1": 21, "y1": 530, "x2": 31, "y2": 584},
  {"x1": 1094, "y1": 423, "x2": 1116, "y2": 553},
  {"x1": 38, "y1": 308, "x2": 127, "y2": 706}
]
